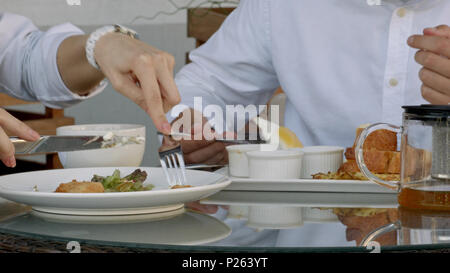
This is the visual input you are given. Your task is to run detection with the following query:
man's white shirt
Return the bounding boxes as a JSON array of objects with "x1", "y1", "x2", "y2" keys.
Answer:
[
  {"x1": 175, "y1": 0, "x2": 448, "y2": 247},
  {"x1": 174, "y1": 0, "x2": 448, "y2": 147},
  {"x1": 0, "y1": 13, "x2": 104, "y2": 109}
]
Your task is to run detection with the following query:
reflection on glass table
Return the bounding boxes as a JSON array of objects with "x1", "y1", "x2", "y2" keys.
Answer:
[
  {"x1": 0, "y1": 199, "x2": 231, "y2": 247},
  {"x1": 200, "y1": 191, "x2": 449, "y2": 249},
  {"x1": 362, "y1": 207, "x2": 450, "y2": 247},
  {"x1": 0, "y1": 190, "x2": 449, "y2": 252},
  {"x1": 199, "y1": 191, "x2": 399, "y2": 248},
  {"x1": 203, "y1": 204, "x2": 450, "y2": 249}
]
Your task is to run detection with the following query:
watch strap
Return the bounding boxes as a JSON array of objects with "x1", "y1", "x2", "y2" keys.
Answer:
[{"x1": 85, "y1": 25, "x2": 139, "y2": 70}]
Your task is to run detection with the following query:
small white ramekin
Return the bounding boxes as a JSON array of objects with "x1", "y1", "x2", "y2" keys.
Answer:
[
  {"x1": 247, "y1": 206, "x2": 303, "y2": 229},
  {"x1": 226, "y1": 144, "x2": 275, "y2": 177},
  {"x1": 246, "y1": 150, "x2": 303, "y2": 179},
  {"x1": 293, "y1": 146, "x2": 344, "y2": 179}
]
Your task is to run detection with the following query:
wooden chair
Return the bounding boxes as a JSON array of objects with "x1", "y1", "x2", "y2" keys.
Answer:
[
  {"x1": 0, "y1": 93, "x2": 74, "y2": 173},
  {"x1": 187, "y1": 8, "x2": 235, "y2": 62},
  {"x1": 187, "y1": 8, "x2": 286, "y2": 125}
]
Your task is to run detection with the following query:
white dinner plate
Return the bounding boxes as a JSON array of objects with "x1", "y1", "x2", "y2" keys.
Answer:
[{"x1": 0, "y1": 167, "x2": 231, "y2": 216}]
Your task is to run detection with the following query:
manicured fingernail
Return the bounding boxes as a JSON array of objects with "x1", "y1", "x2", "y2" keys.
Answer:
[
  {"x1": 3, "y1": 156, "x2": 16, "y2": 168},
  {"x1": 28, "y1": 129, "x2": 40, "y2": 140},
  {"x1": 424, "y1": 27, "x2": 437, "y2": 34},
  {"x1": 9, "y1": 157, "x2": 16, "y2": 168}
]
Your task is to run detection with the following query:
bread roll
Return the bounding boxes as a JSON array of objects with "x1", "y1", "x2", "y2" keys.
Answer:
[
  {"x1": 339, "y1": 150, "x2": 400, "y2": 174},
  {"x1": 353, "y1": 128, "x2": 397, "y2": 151},
  {"x1": 386, "y1": 151, "x2": 401, "y2": 174}
]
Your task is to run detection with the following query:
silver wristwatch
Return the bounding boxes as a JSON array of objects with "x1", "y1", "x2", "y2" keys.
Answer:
[{"x1": 85, "y1": 24, "x2": 139, "y2": 70}]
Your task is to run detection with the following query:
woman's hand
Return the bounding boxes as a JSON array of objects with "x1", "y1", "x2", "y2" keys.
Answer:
[
  {"x1": 94, "y1": 33, "x2": 181, "y2": 134},
  {"x1": 0, "y1": 109, "x2": 40, "y2": 167},
  {"x1": 59, "y1": 33, "x2": 181, "y2": 135},
  {"x1": 408, "y1": 25, "x2": 450, "y2": 104}
]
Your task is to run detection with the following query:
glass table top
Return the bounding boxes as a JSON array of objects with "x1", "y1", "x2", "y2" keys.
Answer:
[{"x1": 0, "y1": 189, "x2": 449, "y2": 253}]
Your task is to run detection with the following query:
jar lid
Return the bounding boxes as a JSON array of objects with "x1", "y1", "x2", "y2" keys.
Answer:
[{"x1": 402, "y1": 105, "x2": 450, "y2": 118}]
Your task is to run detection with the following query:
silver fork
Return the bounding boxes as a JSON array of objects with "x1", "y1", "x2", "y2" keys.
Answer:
[{"x1": 158, "y1": 137, "x2": 187, "y2": 187}]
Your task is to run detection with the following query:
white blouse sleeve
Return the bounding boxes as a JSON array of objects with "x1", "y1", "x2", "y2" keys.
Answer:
[{"x1": 0, "y1": 13, "x2": 106, "y2": 109}]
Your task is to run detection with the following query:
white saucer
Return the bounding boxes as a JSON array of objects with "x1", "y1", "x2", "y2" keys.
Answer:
[
  {"x1": 32, "y1": 203, "x2": 184, "y2": 216},
  {"x1": 31, "y1": 206, "x2": 186, "y2": 224}
]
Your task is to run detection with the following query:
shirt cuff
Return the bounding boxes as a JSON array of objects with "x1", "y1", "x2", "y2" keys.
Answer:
[{"x1": 38, "y1": 23, "x2": 107, "y2": 108}]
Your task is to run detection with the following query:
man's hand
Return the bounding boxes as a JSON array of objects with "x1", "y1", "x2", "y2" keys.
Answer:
[
  {"x1": 179, "y1": 123, "x2": 231, "y2": 165},
  {"x1": 95, "y1": 33, "x2": 181, "y2": 134},
  {"x1": 408, "y1": 25, "x2": 450, "y2": 104},
  {"x1": 0, "y1": 109, "x2": 40, "y2": 167},
  {"x1": 182, "y1": 138, "x2": 229, "y2": 165},
  {"x1": 168, "y1": 108, "x2": 231, "y2": 165}
]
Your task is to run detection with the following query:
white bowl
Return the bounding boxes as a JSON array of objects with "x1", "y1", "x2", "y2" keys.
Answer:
[
  {"x1": 293, "y1": 146, "x2": 344, "y2": 179},
  {"x1": 246, "y1": 150, "x2": 303, "y2": 179},
  {"x1": 56, "y1": 124, "x2": 145, "y2": 168},
  {"x1": 226, "y1": 144, "x2": 275, "y2": 177},
  {"x1": 247, "y1": 206, "x2": 303, "y2": 229}
]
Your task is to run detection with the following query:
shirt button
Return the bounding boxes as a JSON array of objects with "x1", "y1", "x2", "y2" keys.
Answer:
[
  {"x1": 389, "y1": 78, "x2": 399, "y2": 87},
  {"x1": 396, "y1": 8, "x2": 407, "y2": 18}
]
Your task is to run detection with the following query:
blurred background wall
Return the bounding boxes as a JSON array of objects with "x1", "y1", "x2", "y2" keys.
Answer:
[{"x1": 3, "y1": 0, "x2": 237, "y2": 166}]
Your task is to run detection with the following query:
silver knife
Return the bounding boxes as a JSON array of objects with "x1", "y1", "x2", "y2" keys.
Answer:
[
  {"x1": 12, "y1": 136, "x2": 106, "y2": 155},
  {"x1": 157, "y1": 132, "x2": 266, "y2": 144}
]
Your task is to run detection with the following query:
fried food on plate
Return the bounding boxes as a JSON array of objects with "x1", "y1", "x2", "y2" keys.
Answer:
[
  {"x1": 55, "y1": 180, "x2": 104, "y2": 193},
  {"x1": 54, "y1": 169, "x2": 155, "y2": 193},
  {"x1": 312, "y1": 171, "x2": 400, "y2": 181}
]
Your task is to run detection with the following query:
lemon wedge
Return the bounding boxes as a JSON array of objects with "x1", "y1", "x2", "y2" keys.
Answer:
[
  {"x1": 278, "y1": 126, "x2": 304, "y2": 149},
  {"x1": 253, "y1": 117, "x2": 303, "y2": 149}
]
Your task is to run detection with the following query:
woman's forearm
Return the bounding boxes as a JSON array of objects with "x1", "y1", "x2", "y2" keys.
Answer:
[{"x1": 56, "y1": 34, "x2": 105, "y2": 95}]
